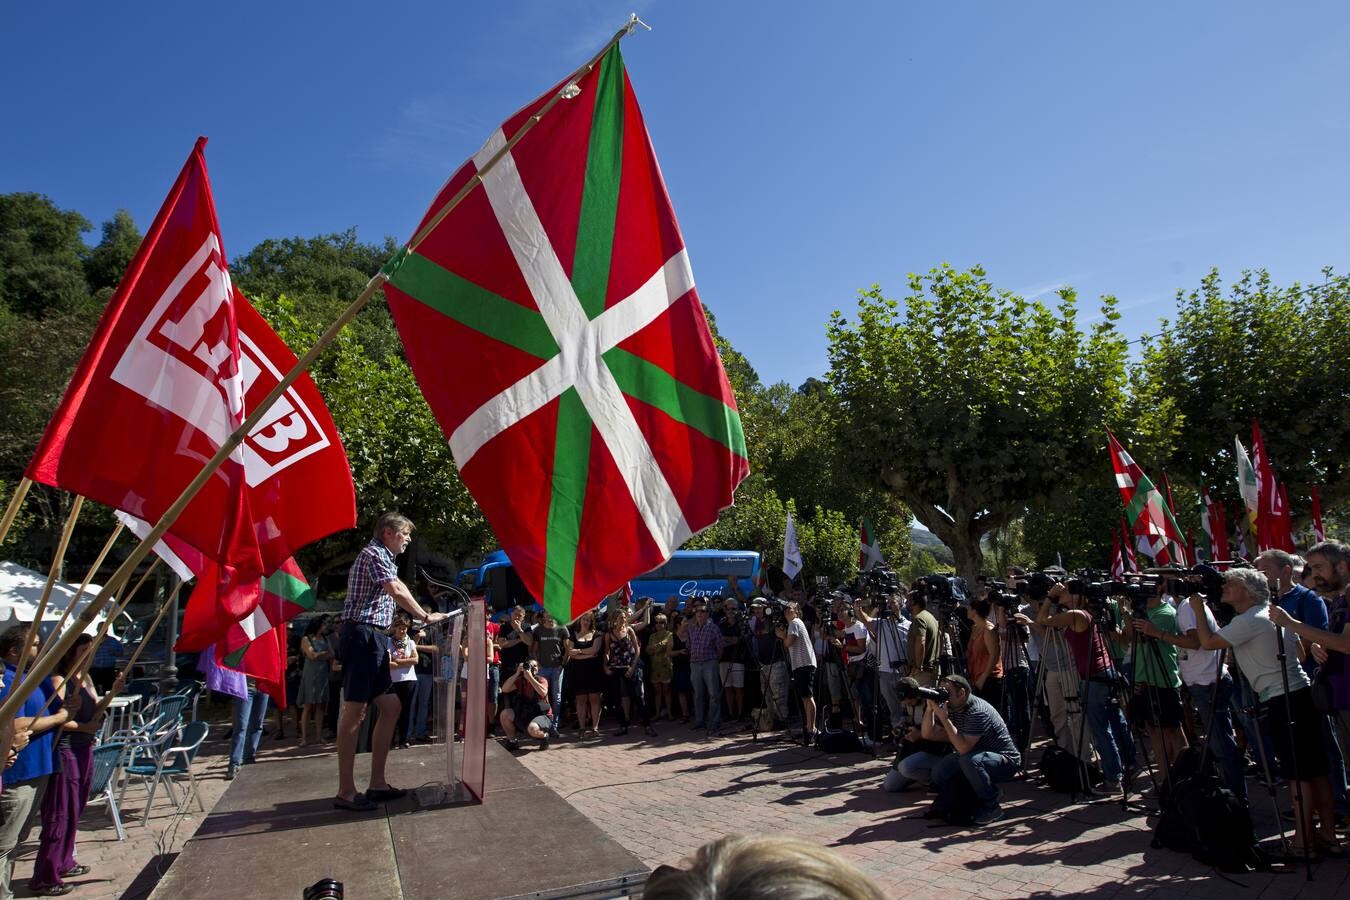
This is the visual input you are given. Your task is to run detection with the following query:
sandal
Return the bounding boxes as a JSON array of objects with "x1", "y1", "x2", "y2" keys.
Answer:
[
  {"x1": 30, "y1": 885, "x2": 74, "y2": 897},
  {"x1": 332, "y1": 794, "x2": 377, "y2": 812},
  {"x1": 61, "y1": 865, "x2": 91, "y2": 878}
]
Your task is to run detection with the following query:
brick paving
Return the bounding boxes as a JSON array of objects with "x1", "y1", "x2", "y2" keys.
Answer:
[
  {"x1": 5, "y1": 719, "x2": 333, "y2": 900},
  {"x1": 516, "y1": 720, "x2": 1350, "y2": 899}
]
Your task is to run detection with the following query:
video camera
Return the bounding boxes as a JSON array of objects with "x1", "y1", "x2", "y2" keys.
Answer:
[
  {"x1": 855, "y1": 565, "x2": 902, "y2": 602},
  {"x1": 897, "y1": 680, "x2": 951, "y2": 704},
  {"x1": 982, "y1": 579, "x2": 1023, "y2": 614}
]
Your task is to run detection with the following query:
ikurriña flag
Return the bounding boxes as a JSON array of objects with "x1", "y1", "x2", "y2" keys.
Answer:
[
  {"x1": 216, "y1": 558, "x2": 317, "y2": 708},
  {"x1": 382, "y1": 42, "x2": 748, "y2": 623},
  {"x1": 1107, "y1": 431, "x2": 1187, "y2": 565}
]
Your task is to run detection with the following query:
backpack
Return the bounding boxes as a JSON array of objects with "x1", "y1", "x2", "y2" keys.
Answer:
[
  {"x1": 814, "y1": 729, "x2": 866, "y2": 754},
  {"x1": 1039, "y1": 744, "x2": 1102, "y2": 794},
  {"x1": 1153, "y1": 748, "x2": 1265, "y2": 873}
]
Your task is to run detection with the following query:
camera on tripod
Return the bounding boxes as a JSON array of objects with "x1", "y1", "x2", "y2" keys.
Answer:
[
  {"x1": 983, "y1": 579, "x2": 1022, "y2": 613},
  {"x1": 1151, "y1": 563, "x2": 1232, "y2": 625}
]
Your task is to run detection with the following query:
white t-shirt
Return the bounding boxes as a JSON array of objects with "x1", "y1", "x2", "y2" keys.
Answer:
[
  {"x1": 1019, "y1": 604, "x2": 1041, "y2": 663},
  {"x1": 1217, "y1": 603, "x2": 1309, "y2": 702},
  {"x1": 844, "y1": 621, "x2": 870, "y2": 663},
  {"x1": 391, "y1": 635, "x2": 419, "y2": 683},
  {"x1": 1174, "y1": 601, "x2": 1224, "y2": 686},
  {"x1": 785, "y1": 618, "x2": 817, "y2": 670}
]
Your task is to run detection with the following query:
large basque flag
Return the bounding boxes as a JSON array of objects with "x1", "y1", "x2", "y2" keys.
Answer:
[{"x1": 383, "y1": 43, "x2": 748, "y2": 623}]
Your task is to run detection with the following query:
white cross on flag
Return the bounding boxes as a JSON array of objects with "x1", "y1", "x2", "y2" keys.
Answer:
[{"x1": 383, "y1": 42, "x2": 748, "y2": 623}]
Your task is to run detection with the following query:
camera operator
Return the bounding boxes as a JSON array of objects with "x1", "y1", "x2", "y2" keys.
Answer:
[
  {"x1": 1136, "y1": 588, "x2": 1245, "y2": 799},
  {"x1": 857, "y1": 593, "x2": 909, "y2": 739},
  {"x1": 906, "y1": 591, "x2": 941, "y2": 688},
  {"x1": 749, "y1": 601, "x2": 790, "y2": 725},
  {"x1": 1037, "y1": 582, "x2": 1136, "y2": 794},
  {"x1": 881, "y1": 677, "x2": 949, "y2": 792},
  {"x1": 775, "y1": 603, "x2": 818, "y2": 745},
  {"x1": 922, "y1": 674, "x2": 1021, "y2": 825},
  {"x1": 1123, "y1": 583, "x2": 1189, "y2": 781},
  {"x1": 1190, "y1": 568, "x2": 1336, "y2": 856}
]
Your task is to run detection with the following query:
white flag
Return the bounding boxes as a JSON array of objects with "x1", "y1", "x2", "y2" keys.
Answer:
[{"x1": 783, "y1": 512, "x2": 803, "y2": 580}]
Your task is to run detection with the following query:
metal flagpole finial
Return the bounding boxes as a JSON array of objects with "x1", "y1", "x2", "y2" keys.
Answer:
[{"x1": 625, "y1": 13, "x2": 652, "y2": 34}]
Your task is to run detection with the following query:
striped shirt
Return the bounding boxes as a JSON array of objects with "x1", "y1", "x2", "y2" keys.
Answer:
[{"x1": 343, "y1": 539, "x2": 400, "y2": 627}]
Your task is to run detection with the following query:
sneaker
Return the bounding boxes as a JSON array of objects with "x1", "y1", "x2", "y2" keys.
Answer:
[
  {"x1": 1097, "y1": 780, "x2": 1122, "y2": 795},
  {"x1": 538, "y1": 736, "x2": 550, "y2": 750},
  {"x1": 504, "y1": 739, "x2": 521, "y2": 752},
  {"x1": 225, "y1": 764, "x2": 238, "y2": 781},
  {"x1": 972, "y1": 805, "x2": 1004, "y2": 826}
]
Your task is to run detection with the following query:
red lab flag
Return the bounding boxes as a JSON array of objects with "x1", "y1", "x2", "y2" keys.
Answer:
[
  {"x1": 25, "y1": 139, "x2": 356, "y2": 646},
  {"x1": 26, "y1": 139, "x2": 262, "y2": 609},
  {"x1": 1312, "y1": 486, "x2": 1327, "y2": 542}
]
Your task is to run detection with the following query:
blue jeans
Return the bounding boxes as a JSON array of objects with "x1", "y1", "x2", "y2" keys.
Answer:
[
  {"x1": 410, "y1": 672, "x2": 434, "y2": 740},
  {"x1": 1083, "y1": 678, "x2": 1135, "y2": 783},
  {"x1": 538, "y1": 665, "x2": 563, "y2": 734},
  {"x1": 1184, "y1": 676, "x2": 1246, "y2": 800},
  {"x1": 690, "y1": 660, "x2": 722, "y2": 730},
  {"x1": 933, "y1": 750, "x2": 1020, "y2": 807},
  {"x1": 230, "y1": 687, "x2": 269, "y2": 767},
  {"x1": 888, "y1": 750, "x2": 945, "y2": 790}
]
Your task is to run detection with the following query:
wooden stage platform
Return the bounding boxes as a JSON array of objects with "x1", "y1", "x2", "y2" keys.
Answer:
[{"x1": 150, "y1": 741, "x2": 648, "y2": 900}]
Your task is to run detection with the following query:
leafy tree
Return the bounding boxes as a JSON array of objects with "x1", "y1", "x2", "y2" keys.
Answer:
[
  {"x1": 827, "y1": 264, "x2": 1129, "y2": 577},
  {"x1": 84, "y1": 210, "x2": 142, "y2": 297},
  {"x1": 0, "y1": 194, "x2": 92, "y2": 318},
  {"x1": 248, "y1": 293, "x2": 492, "y2": 583},
  {"x1": 1136, "y1": 267, "x2": 1350, "y2": 519}
]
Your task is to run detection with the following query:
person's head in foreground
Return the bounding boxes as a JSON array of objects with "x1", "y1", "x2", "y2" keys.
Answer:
[{"x1": 644, "y1": 835, "x2": 884, "y2": 900}]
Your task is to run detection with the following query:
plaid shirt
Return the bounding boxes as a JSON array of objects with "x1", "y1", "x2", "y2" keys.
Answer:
[
  {"x1": 686, "y1": 619, "x2": 724, "y2": 663},
  {"x1": 343, "y1": 539, "x2": 400, "y2": 627}
]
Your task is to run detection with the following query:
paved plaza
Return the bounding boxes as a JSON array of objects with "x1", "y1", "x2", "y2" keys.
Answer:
[
  {"x1": 517, "y1": 722, "x2": 1350, "y2": 900},
  {"x1": 8, "y1": 720, "x2": 1350, "y2": 898}
]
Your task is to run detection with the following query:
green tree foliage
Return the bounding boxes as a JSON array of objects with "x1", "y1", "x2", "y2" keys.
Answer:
[
  {"x1": 1136, "y1": 268, "x2": 1350, "y2": 518},
  {"x1": 827, "y1": 264, "x2": 1130, "y2": 577},
  {"x1": 0, "y1": 194, "x2": 93, "y2": 318},
  {"x1": 84, "y1": 210, "x2": 142, "y2": 297}
]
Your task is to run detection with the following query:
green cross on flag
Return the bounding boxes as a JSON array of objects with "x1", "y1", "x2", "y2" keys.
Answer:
[{"x1": 383, "y1": 42, "x2": 748, "y2": 623}]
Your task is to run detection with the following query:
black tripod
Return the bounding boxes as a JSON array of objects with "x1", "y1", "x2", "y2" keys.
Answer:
[
  {"x1": 865, "y1": 606, "x2": 907, "y2": 758},
  {"x1": 750, "y1": 611, "x2": 792, "y2": 743},
  {"x1": 1273, "y1": 622, "x2": 1314, "y2": 881}
]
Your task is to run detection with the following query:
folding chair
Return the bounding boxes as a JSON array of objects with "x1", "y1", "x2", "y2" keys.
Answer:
[
  {"x1": 169, "y1": 680, "x2": 204, "y2": 721},
  {"x1": 123, "y1": 720, "x2": 210, "y2": 826},
  {"x1": 88, "y1": 742, "x2": 129, "y2": 841}
]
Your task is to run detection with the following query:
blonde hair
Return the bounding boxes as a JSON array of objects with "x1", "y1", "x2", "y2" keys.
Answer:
[{"x1": 644, "y1": 835, "x2": 885, "y2": 900}]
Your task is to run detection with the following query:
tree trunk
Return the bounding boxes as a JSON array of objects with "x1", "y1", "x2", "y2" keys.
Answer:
[{"x1": 948, "y1": 530, "x2": 984, "y2": 580}]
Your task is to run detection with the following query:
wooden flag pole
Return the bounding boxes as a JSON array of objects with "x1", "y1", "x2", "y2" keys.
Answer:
[
  {"x1": 117, "y1": 582, "x2": 181, "y2": 677},
  {"x1": 0, "y1": 477, "x2": 32, "y2": 547},
  {"x1": 0, "y1": 13, "x2": 651, "y2": 726},
  {"x1": 33, "y1": 521, "x2": 125, "y2": 662},
  {"x1": 13, "y1": 495, "x2": 84, "y2": 685},
  {"x1": 26, "y1": 565, "x2": 169, "y2": 720}
]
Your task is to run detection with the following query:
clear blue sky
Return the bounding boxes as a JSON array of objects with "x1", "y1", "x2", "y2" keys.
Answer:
[{"x1": 4, "y1": 1, "x2": 1348, "y2": 389}]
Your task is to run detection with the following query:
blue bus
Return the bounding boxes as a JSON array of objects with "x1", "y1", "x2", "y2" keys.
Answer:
[{"x1": 458, "y1": 549, "x2": 761, "y2": 616}]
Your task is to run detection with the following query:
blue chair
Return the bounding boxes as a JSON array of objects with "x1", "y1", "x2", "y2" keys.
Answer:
[
  {"x1": 88, "y1": 742, "x2": 128, "y2": 841},
  {"x1": 140, "y1": 693, "x2": 189, "y2": 726},
  {"x1": 169, "y1": 680, "x2": 204, "y2": 721},
  {"x1": 123, "y1": 720, "x2": 209, "y2": 826}
]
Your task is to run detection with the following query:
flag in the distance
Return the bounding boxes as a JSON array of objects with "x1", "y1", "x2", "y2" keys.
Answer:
[
  {"x1": 1234, "y1": 436, "x2": 1260, "y2": 540},
  {"x1": 858, "y1": 517, "x2": 885, "y2": 572},
  {"x1": 1107, "y1": 431, "x2": 1187, "y2": 565},
  {"x1": 1311, "y1": 485, "x2": 1326, "y2": 542},
  {"x1": 382, "y1": 42, "x2": 748, "y2": 624},
  {"x1": 783, "y1": 513, "x2": 803, "y2": 581}
]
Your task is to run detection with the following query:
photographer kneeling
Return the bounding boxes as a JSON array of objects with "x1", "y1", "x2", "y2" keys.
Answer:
[
  {"x1": 905, "y1": 675, "x2": 1021, "y2": 825},
  {"x1": 498, "y1": 660, "x2": 553, "y2": 752},
  {"x1": 882, "y1": 677, "x2": 950, "y2": 792}
]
